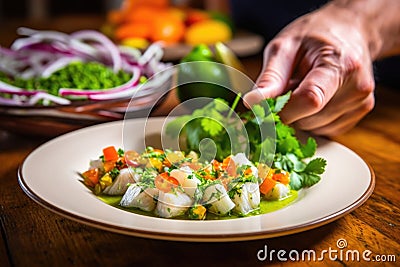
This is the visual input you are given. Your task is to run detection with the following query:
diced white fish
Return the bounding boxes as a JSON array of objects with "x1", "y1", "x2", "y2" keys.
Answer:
[
  {"x1": 120, "y1": 184, "x2": 159, "y2": 212},
  {"x1": 264, "y1": 183, "x2": 290, "y2": 200},
  {"x1": 169, "y1": 168, "x2": 201, "y2": 198},
  {"x1": 231, "y1": 153, "x2": 258, "y2": 177},
  {"x1": 130, "y1": 168, "x2": 143, "y2": 183},
  {"x1": 156, "y1": 190, "x2": 193, "y2": 218},
  {"x1": 231, "y1": 182, "x2": 260, "y2": 215},
  {"x1": 120, "y1": 183, "x2": 141, "y2": 206},
  {"x1": 202, "y1": 183, "x2": 235, "y2": 215},
  {"x1": 130, "y1": 168, "x2": 158, "y2": 183},
  {"x1": 103, "y1": 168, "x2": 135, "y2": 195}
]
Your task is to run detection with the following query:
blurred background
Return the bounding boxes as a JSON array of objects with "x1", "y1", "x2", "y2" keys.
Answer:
[
  {"x1": 0, "y1": 0, "x2": 397, "y2": 86},
  {"x1": 0, "y1": 0, "x2": 224, "y2": 45},
  {"x1": 0, "y1": 0, "x2": 117, "y2": 46}
]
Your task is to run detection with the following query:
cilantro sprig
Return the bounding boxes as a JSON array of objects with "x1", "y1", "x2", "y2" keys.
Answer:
[{"x1": 166, "y1": 91, "x2": 327, "y2": 190}]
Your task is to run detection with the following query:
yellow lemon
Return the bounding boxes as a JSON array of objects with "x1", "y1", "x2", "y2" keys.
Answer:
[{"x1": 184, "y1": 20, "x2": 232, "y2": 45}]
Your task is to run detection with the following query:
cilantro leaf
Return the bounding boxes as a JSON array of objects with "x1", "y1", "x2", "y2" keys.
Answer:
[
  {"x1": 267, "y1": 91, "x2": 291, "y2": 113},
  {"x1": 289, "y1": 172, "x2": 303, "y2": 190},
  {"x1": 277, "y1": 134, "x2": 299, "y2": 154},
  {"x1": 213, "y1": 98, "x2": 230, "y2": 112},
  {"x1": 165, "y1": 115, "x2": 192, "y2": 138},
  {"x1": 304, "y1": 158, "x2": 327, "y2": 174},
  {"x1": 201, "y1": 118, "x2": 223, "y2": 136},
  {"x1": 276, "y1": 122, "x2": 295, "y2": 139},
  {"x1": 300, "y1": 137, "x2": 317, "y2": 158},
  {"x1": 302, "y1": 173, "x2": 322, "y2": 187},
  {"x1": 251, "y1": 105, "x2": 265, "y2": 125},
  {"x1": 291, "y1": 158, "x2": 327, "y2": 188},
  {"x1": 273, "y1": 91, "x2": 291, "y2": 113}
]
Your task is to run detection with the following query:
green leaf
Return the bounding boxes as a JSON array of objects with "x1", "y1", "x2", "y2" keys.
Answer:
[
  {"x1": 286, "y1": 153, "x2": 306, "y2": 172},
  {"x1": 251, "y1": 105, "x2": 265, "y2": 125},
  {"x1": 273, "y1": 154, "x2": 293, "y2": 172},
  {"x1": 276, "y1": 122, "x2": 295, "y2": 139},
  {"x1": 209, "y1": 109, "x2": 225, "y2": 121},
  {"x1": 185, "y1": 120, "x2": 204, "y2": 150},
  {"x1": 289, "y1": 172, "x2": 303, "y2": 190},
  {"x1": 165, "y1": 115, "x2": 192, "y2": 138},
  {"x1": 201, "y1": 118, "x2": 223, "y2": 136},
  {"x1": 213, "y1": 98, "x2": 230, "y2": 112},
  {"x1": 300, "y1": 137, "x2": 317, "y2": 158},
  {"x1": 273, "y1": 91, "x2": 291, "y2": 113},
  {"x1": 304, "y1": 158, "x2": 327, "y2": 174},
  {"x1": 192, "y1": 109, "x2": 205, "y2": 117},
  {"x1": 302, "y1": 173, "x2": 321, "y2": 187},
  {"x1": 277, "y1": 135, "x2": 299, "y2": 154}
]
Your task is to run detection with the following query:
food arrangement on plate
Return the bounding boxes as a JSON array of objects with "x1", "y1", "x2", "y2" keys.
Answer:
[
  {"x1": 80, "y1": 92, "x2": 327, "y2": 220},
  {"x1": 18, "y1": 114, "x2": 374, "y2": 240}
]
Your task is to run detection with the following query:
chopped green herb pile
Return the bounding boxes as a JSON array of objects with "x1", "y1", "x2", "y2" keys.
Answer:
[
  {"x1": 0, "y1": 62, "x2": 131, "y2": 96},
  {"x1": 166, "y1": 92, "x2": 327, "y2": 190}
]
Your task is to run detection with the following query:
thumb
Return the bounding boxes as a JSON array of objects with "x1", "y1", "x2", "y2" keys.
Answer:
[{"x1": 243, "y1": 40, "x2": 298, "y2": 107}]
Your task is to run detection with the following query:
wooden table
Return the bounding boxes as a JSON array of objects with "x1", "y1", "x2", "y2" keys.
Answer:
[{"x1": 1, "y1": 54, "x2": 399, "y2": 267}]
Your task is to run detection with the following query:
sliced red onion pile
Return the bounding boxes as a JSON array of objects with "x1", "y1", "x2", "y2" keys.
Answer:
[{"x1": 0, "y1": 27, "x2": 172, "y2": 106}]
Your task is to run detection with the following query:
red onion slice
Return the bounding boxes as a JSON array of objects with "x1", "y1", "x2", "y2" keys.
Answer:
[{"x1": 71, "y1": 30, "x2": 122, "y2": 72}]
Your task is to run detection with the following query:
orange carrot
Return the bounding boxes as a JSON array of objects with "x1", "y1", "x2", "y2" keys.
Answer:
[
  {"x1": 259, "y1": 178, "x2": 276, "y2": 195},
  {"x1": 103, "y1": 146, "x2": 119, "y2": 162},
  {"x1": 272, "y1": 172, "x2": 290, "y2": 185}
]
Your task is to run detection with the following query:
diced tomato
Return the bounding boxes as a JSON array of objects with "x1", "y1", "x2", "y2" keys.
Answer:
[
  {"x1": 82, "y1": 168, "x2": 100, "y2": 187},
  {"x1": 259, "y1": 177, "x2": 276, "y2": 195},
  {"x1": 155, "y1": 172, "x2": 180, "y2": 193},
  {"x1": 103, "y1": 146, "x2": 119, "y2": 162},
  {"x1": 222, "y1": 156, "x2": 236, "y2": 177},
  {"x1": 103, "y1": 160, "x2": 116, "y2": 172}
]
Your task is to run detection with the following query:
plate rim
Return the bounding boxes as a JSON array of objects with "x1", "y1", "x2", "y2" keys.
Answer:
[{"x1": 17, "y1": 118, "x2": 376, "y2": 242}]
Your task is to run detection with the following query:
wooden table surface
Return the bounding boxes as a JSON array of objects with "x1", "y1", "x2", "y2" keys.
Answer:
[{"x1": 1, "y1": 22, "x2": 399, "y2": 266}]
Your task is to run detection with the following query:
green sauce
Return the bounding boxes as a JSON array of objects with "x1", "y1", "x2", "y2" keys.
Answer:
[{"x1": 96, "y1": 190, "x2": 298, "y2": 220}]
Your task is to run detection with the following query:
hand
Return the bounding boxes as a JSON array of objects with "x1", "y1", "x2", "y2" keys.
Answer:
[{"x1": 243, "y1": 3, "x2": 375, "y2": 137}]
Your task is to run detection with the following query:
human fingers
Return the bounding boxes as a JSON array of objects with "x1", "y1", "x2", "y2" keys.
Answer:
[
  {"x1": 278, "y1": 49, "x2": 342, "y2": 124},
  {"x1": 243, "y1": 38, "x2": 299, "y2": 107},
  {"x1": 290, "y1": 53, "x2": 375, "y2": 131},
  {"x1": 308, "y1": 93, "x2": 375, "y2": 136}
]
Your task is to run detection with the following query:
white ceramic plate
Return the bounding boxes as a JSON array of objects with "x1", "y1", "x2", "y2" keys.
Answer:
[{"x1": 18, "y1": 117, "x2": 375, "y2": 242}]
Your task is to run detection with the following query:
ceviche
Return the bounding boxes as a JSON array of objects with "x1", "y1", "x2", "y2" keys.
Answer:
[
  {"x1": 81, "y1": 146, "x2": 298, "y2": 219},
  {"x1": 80, "y1": 92, "x2": 326, "y2": 220}
]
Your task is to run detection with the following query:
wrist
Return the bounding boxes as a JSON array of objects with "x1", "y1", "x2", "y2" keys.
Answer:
[{"x1": 329, "y1": 0, "x2": 400, "y2": 60}]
